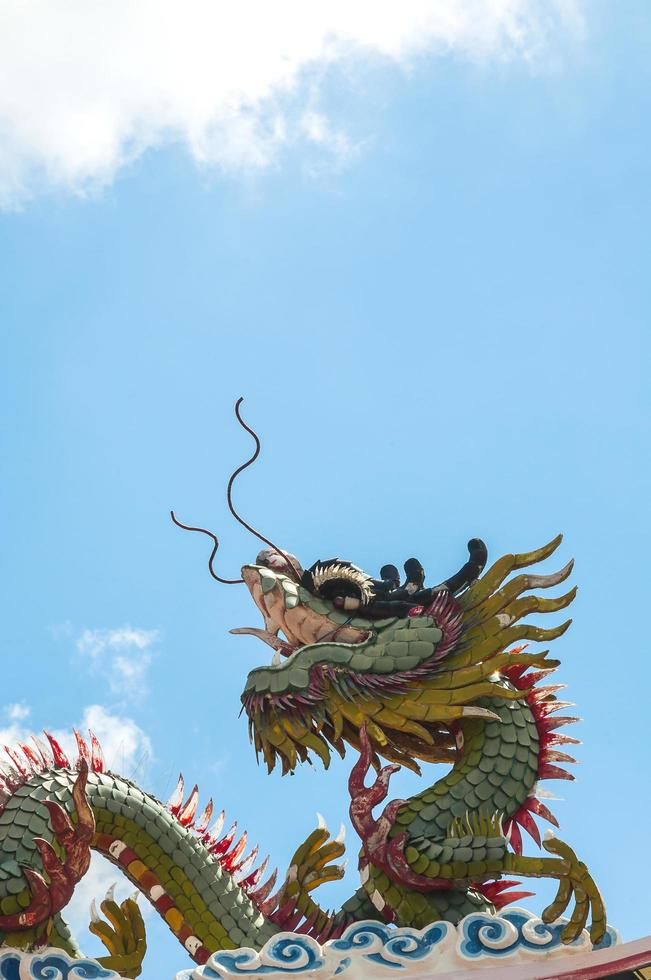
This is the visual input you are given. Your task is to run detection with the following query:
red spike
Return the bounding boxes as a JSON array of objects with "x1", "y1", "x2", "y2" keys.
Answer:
[
  {"x1": 178, "y1": 785, "x2": 199, "y2": 827},
  {"x1": 249, "y1": 868, "x2": 277, "y2": 906},
  {"x1": 494, "y1": 890, "x2": 535, "y2": 909},
  {"x1": 210, "y1": 821, "x2": 237, "y2": 857},
  {"x1": 528, "y1": 684, "x2": 565, "y2": 700},
  {"x1": 21, "y1": 743, "x2": 43, "y2": 772},
  {"x1": 221, "y1": 832, "x2": 248, "y2": 872},
  {"x1": 481, "y1": 879, "x2": 523, "y2": 896},
  {"x1": 538, "y1": 716, "x2": 581, "y2": 733},
  {"x1": 234, "y1": 845, "x2": 258, "y2": 879},
  {"x1": 240, "y1": 855, "x2": 268, "y2": 892},
  {"x1": 88, "y1": 731, "x2": 104, "y2": 773},
  {"x1": 167, "y1": 774, "x2": 185, "y2": 815},
  {"x1": 73, "y1": 730, "x2": 91, "y2": 769},
  {"x1": 4, "y1": 746, "x2": 29, "y2": 779},
  {"x1": 0, "y1": 766, "x2": 22, "y2": 791},
  {"x1": 202, "y1": 809, "x2": 225, "y2": 845},
  {"x1": 544, "y1": 749, "x2": 577, "y2": 765},
  {"x1": 507, "y1": 821, "x2": 523, "y2": 854},
  {"x1": 542, "y1": 731, "x2": 581, "y2": 747},
  {"x1": 535, "y1": 700, "x2": 573, "y2": 718},
  {"x1": 515, "y1": 809, "x2": 541, "y2": 847},
  {"x1": 195, "y1": 799, "x2": 214, "y2": 835},
  {"x1": 525, "y1": 797, "x2": 559, "y2": 827},
  {"x1": 297, "y1": 908, "x2": 320, "y2": 934},
  {"x1": 503, "y1": 664, "x2": 528, "y2": 682},
  {"x1": 32, "y1": 736, "x2": 53, "y2": 768},
  {"x1": 521, "y1": 668, "x2": 557, "y2": 688},
  {"x1": 538, "y1": 763, "x2": 574, "y2": 781}
]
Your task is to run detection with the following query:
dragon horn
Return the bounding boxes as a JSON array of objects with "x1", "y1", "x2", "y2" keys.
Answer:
[{"x1": 438, "y1": 539, "x2": 488, "y2": 595}]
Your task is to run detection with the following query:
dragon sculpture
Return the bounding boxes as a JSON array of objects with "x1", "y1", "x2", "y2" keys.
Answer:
[{"x1": 0, "y1": 402, "x2": 606, "y2": 977}]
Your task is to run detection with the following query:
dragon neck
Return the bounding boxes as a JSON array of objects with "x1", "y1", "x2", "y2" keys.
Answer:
[{"x1": 397, "y1": 695, "x2": 540, "y2": 842}]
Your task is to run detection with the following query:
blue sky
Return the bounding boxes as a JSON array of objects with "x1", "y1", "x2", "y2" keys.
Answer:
[{"x1": 1, "y1": 2, "x2": 650, "y2": 976}]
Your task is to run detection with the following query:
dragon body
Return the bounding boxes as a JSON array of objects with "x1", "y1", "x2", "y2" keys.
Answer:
[{"x1": 0, "y1": 534, "x2": 606, "y2": 976}]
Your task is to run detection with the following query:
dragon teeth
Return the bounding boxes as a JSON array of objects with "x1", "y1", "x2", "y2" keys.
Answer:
[{"x1": 271, "y1": 651, "x2": 282, "y2": 667}]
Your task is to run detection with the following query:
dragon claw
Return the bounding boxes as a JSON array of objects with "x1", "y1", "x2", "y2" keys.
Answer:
[
  {"x1": 541, "y1": 835, "x2": 606, "y2": 944},
  {"x1": 91, "y1": 893, "x2": 147, "y2": 979}
]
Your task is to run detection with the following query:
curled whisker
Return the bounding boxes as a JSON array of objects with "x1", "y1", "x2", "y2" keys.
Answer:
[
  {"x1": 229, "y1": 398, "x2": 302, "y2": 582},
  {"x1": 170, "y1": 511, "x2": 243, "y2": 585}
]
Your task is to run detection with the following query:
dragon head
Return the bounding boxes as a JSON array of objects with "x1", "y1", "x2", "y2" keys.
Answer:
[
  {"x1": 236, "y1": 536, "x2": 575, "y2": 776},
  {"x1": 172, "y1": 402, "x2": 573, "y2": 779}
]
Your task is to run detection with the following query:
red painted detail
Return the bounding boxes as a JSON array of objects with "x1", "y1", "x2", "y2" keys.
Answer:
[
  {"x1": 31, "y1": 735, "x2": 53, "y2": 768},
  {"x1": 94, "y1": 832, "x2": 116, "y2": 851},
  {"x1": 518, "y1": 667, "x2": 557, "y2": 688},
  {"x1": 535, "y1": 700, "x2": 573, "y2": 718},
  {"x1": 538, "y1": 715, "x2": 581, "y2": 733},
  {"x1": 505, "y1": 641, "x2": 583, "y2": 849},
  {"x1": 249, "y1": 868, "x2": 277, "y2": 906},
  {"x1": 538, "y1": 762, "x2": 574, "y2": 781},
  {"x1": 546, "y1": 749, "x2": 577, "y2": 765},
  {"x1": 524, "y1": 796, "x2": 559, "y2": 828},
  {"x1": 506, "y1": 820, "x2": 523, "y2": 855},
  {"x1": 529, "y1": 683, "x2": 566, "y2": 700},
  {"x1": 476, "y1": 878, "x2": 535, "y2": 910},
  {"x1": 177, "y1": 785, "x2": 199, "y2": 827},
  {"x1": 167, "y1": 773, "x2": 185, "y2": 815},
  {"x1": 269, "y1": 896, "x2": 303, "y2": 930},
  {"x1": 0, "y1": 766, "x2": 22, "y2": 792},
  {"x1": 233, "y1": 844, "x2": 259, "y2": 878},
  {"x1": 203, "y1": 810, "x2": 225, "y2": 843},
  {"x1": 543, "y1": 731, "x2": 581, "y2": 747},
  {"x1": 89, "y1": 731, "x2": 105, "y2": 773},
  {"x1": 240, "y1": 854, "x2": 268, "y2": 892},
  {"x1": 154, "y1": 893, "x2": 176, "y2": 916},
  {"x1": 515, "y1": 809, "x2": 541, "y2": 847},
  {"x1": 116, "y1": 846, "x2": 140, "y2": 868},
  {"x1": 349, "y1": 725, "x2": 450, "y2": 898},
  {"x1": 138, "y1": 869, "x2": 159, "y2": 892},
  {"x1": 20, "y1": 743, "x2": 42, "y2": 771},
  {"x1": 73, "y1": 730, "x2": 91, "y2": 770},
  {"x1": 407, "y1": 606, "x2": 425, "y2": 617},
  {"x1": 44, "y1": 731, "x2": 70, "y2": 768},
  {"x1": 221, "y1": 832, "x2": 248, "y2": 872},
  {"x1": 296, "y1": 908, "x2": 320, "y2": 935},
  {"x1": 4, "y1": 746, "x2": 29, "y2": 779},
  {"x1": 210, "y1": 822, "x2": 237, "y2": 857},
  {"x1": 194, "y1": 946, "x2": 210, "y2": 966},
  {"x1": 424, "y1": 591, "x2": 464, "y2": 663},
  {"x1": 195, "y1": 798, "x2": 214, "y2": 834}
]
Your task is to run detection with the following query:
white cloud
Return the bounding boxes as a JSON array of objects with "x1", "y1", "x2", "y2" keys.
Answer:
[
  {"x1": 76, "y1": 626, "x2": 159, "y2": 700},
  {"x1": 0, "y1": 702, "x2": 153, "y2": 777},
  {"x1": 6, "y1": 703, "x2": 30, "y2": 723},
  {"x1": 0, "y1": 0, "x2": 584, "y2": 206},
  {"x1": 77, "y1": 627, "x2": 159, "y2": 660},
  {"x1": 60, "y1": 704, "x2": 154, "y2": 776}
]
